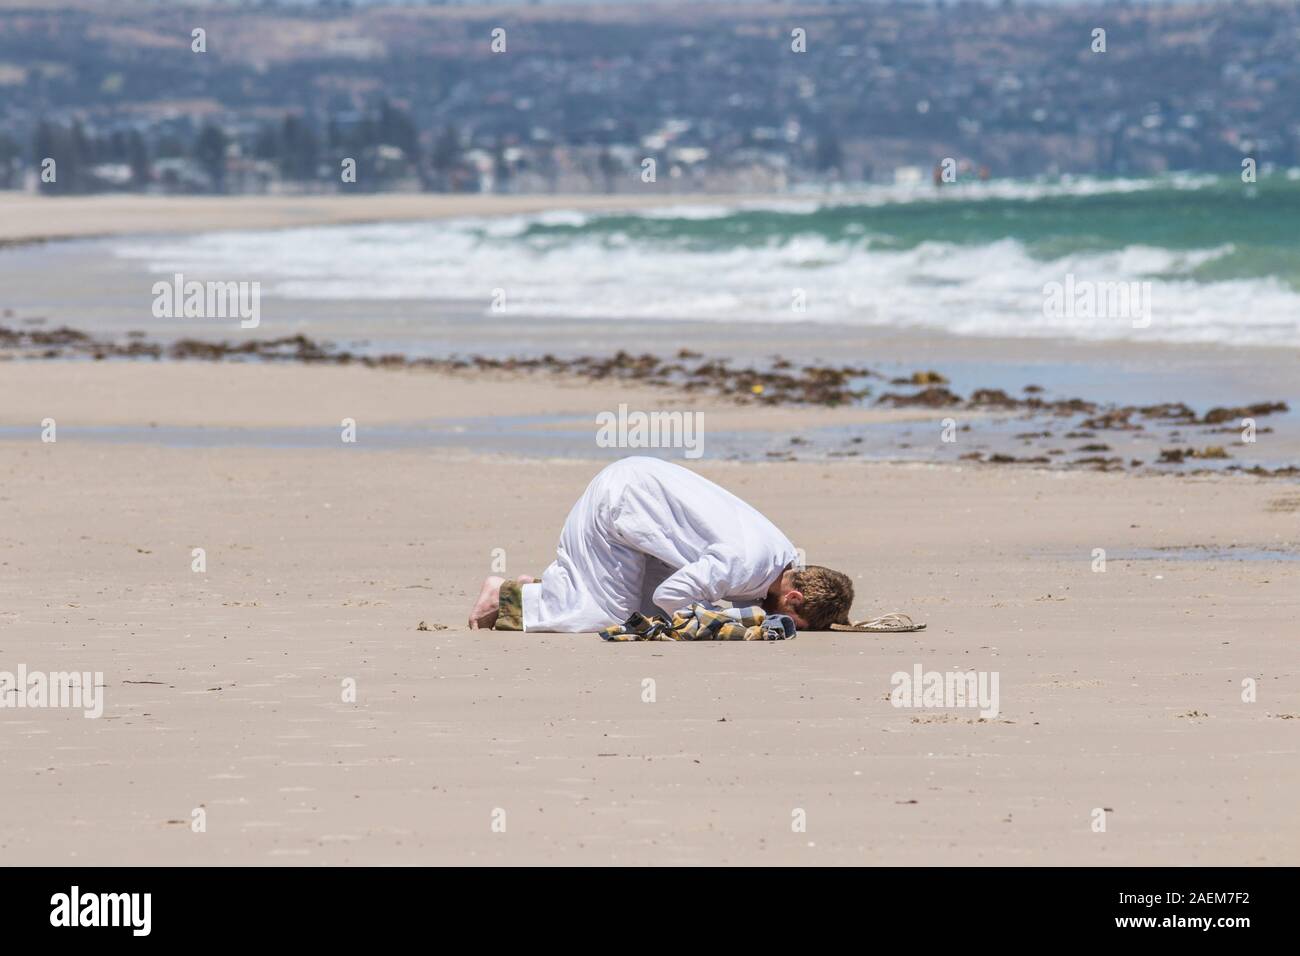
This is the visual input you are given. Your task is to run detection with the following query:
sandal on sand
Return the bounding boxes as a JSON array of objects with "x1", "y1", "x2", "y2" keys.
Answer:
[{"x1": 830, "y1": 613, "x2": 926, "y2": 633}]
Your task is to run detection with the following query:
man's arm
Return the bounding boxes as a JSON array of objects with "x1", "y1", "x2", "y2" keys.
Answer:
[{"x1": 652, "y1": 544, "x2": 746, "y2": 615}]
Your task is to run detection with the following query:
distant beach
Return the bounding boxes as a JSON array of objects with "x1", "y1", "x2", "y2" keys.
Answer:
[{"x1": 0, "y1": 190, "x2": 796, "y2": 246}]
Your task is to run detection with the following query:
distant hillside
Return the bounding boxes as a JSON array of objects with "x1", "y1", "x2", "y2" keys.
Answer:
[{"x1": 0, "y1": 0, "x2": 1291, "y2": 193}]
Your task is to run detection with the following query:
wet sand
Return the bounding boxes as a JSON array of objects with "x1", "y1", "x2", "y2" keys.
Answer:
[{"x1": 3, "y1": 331, "x2": 1296, "y2": 474}]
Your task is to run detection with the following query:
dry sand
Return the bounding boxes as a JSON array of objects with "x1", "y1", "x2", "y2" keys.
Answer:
[{"x1": 2, "y1": 361, "x2": 1297, "y2": 865}]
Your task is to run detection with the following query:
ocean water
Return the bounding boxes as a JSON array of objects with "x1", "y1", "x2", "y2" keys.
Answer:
[{"x1": 111, "y1": 174, "x2": 1300, "y2": 348}]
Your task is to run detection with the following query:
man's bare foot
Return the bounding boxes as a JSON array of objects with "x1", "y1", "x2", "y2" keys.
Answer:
[
  {"x1": 469, "y1": 575, "x2": 504, "y2": 629},
  {"x1": 468, "y1": 575, "x2": 537, "y2": 630}
]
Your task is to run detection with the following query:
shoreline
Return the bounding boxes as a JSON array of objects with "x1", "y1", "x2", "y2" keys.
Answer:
[
  {"x1": 2, "y1": 341, "x2": 1296, "y2": 477},
  {"x1": 2, "y1": 189, "x2": 1297, "y2": 367},
  {"x1": 0, "y1": 191, "x2": 806, "y2": 248},
  {"x1": 2, "y1": 211, "x2": 1297, "y2": 366}
]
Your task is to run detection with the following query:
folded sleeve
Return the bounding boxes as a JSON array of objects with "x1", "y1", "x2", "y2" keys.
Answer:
[{"x1": 652, "y1": 544, "x2": 747, "y2": 615}]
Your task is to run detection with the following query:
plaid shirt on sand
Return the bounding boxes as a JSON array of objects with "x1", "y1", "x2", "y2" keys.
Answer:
[{"x1": 598, "y1": 604, "x2": 797, "y2": 642}]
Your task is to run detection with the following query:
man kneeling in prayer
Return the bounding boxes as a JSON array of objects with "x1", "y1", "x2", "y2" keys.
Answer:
[{"x1": 468, "y1": 456, "x2": 854, "y2": 638}]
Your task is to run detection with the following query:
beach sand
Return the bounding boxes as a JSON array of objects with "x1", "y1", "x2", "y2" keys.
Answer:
[{"x1": 2, "y1": 360, "x2": 1297, "y2": 865}]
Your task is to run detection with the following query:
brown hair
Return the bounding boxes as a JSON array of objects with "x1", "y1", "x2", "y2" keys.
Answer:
[{"x1": 791, "y1": 565, "x2": 854, "y2": 630}]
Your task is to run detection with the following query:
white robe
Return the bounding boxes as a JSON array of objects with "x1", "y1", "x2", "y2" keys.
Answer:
[{"x1": 522, "y1": 457, "x2": 798, "y2": 632}]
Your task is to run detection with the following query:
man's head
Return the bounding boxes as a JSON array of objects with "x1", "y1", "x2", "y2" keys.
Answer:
[{"x1": 764, "y1": 565, "x2": 854, "y2": 630}]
